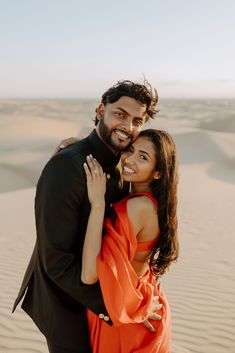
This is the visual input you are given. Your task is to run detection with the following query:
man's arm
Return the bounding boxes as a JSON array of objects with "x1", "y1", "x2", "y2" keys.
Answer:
[
  {"x1": 52, "y1": 137, "x2": 79, "y2": 156},
  {"x1": 35, "y1": 152, "x2": 111, "y2": 322}
]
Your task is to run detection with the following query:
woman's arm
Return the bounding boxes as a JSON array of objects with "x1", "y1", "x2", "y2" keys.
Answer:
[{"x1": 81, "y1": 155, "x2": 106, "y2": 284}]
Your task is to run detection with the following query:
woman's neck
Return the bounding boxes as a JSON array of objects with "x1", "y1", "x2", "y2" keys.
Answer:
[{"x1": 130, "y1": 182, "x2": 152, "y2": 194}]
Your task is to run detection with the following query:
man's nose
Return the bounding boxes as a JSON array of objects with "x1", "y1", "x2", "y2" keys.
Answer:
[{"x1": 122, "y1": 119, "x2": 133, "y2": 132}]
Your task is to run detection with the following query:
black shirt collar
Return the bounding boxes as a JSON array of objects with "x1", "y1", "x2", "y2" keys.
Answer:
[{"x1": 87, "y1": 129, "x2": 120, "y2": 168}]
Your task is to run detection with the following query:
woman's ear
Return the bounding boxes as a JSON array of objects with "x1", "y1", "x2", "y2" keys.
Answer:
[{"x1": 154, "y1": 171, "x2": 161, "y2": 180}]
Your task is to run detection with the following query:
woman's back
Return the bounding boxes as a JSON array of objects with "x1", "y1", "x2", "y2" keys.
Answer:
[{"x1": 125, "y1": 193, "x2": 160, "y2": 276}]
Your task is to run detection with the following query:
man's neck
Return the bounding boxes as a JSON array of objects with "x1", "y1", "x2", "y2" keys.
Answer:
[{"x1": 95, "y1": 126, "x2": 118, "y2": 155}]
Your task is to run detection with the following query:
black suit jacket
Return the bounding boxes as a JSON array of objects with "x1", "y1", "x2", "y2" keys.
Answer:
[{"x1": 13, "y1": 130, "x2": 128, "y2": 351}]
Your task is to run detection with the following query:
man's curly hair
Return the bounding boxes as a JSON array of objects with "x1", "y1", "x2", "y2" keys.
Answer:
[{"x1": 94, "y1": 79, "x2": 158, "y2": 125}]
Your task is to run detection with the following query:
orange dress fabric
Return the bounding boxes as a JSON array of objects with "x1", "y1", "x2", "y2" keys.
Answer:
[{"x1": 87, "y1": 192, "x2": 171, "y2": 353}]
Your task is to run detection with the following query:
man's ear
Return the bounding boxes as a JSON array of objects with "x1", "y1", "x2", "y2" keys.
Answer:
[{"x1": 96, "y1": 103, "x2": 105, "y2": 121}]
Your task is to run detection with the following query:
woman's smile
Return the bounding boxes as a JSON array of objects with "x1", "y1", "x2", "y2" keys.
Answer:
[{"x1": 122, "y1": 165, "x2": 136, "y2": 175}]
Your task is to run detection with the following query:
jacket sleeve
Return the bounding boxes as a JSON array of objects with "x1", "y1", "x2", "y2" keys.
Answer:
[{"x1": 35, "y1": 153, "x2": 112, "y2": 324}]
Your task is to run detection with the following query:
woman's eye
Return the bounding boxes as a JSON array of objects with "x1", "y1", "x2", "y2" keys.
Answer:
[{"x1": 140, "y1": 154, "x2": 147, "y2": 160}]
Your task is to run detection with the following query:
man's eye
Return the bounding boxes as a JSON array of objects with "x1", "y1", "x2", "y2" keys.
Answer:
[
  {"x1": 115, "y1": 112, "x2": 124, "y2": 118},
  {"x1": 134, "y1": 119, "x2": 144, "y2": 126}
]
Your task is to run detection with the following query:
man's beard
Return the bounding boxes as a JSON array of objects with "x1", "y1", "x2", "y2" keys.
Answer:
[{"x1": 98, "y1": 119, "x2": 130, "y2": 152}]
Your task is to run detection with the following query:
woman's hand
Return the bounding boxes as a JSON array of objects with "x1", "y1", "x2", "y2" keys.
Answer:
[
  {"x1": 83, "y1": 155, "x2": 106, "y2": 208},
  {"x1": 82, "y1": 155, "x2": 106, "y2": 284},
  {"x1": 52, "y1": 137, "x2": 78, "y2": 156}
]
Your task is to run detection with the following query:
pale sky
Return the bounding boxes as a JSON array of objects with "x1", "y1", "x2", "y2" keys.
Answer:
[{"x1": 1, "y1": 0, "x2": 235, "y2": 98}]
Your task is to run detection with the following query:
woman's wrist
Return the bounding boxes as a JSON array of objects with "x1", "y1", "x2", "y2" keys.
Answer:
[{"x1": 90, "y1": 201, "x2": 105, "y2": 210}]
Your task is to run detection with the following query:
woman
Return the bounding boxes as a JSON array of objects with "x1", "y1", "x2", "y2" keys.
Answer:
[{"x1": 81, "y1": 129, "x2": 179, "y2": 353}]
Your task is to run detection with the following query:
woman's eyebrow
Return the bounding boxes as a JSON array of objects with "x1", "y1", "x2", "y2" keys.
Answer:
[{"x1": 139, "y1": 150, "x2": 151, "y2": 158}]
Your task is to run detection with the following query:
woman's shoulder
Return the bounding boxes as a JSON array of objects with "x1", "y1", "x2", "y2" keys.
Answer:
[
  {"x1": 127, "y1": 194, "x2": 156, "y2": 212},
  {"x1": 126, "y1": 194, "x2": 157, "y2": 236}
]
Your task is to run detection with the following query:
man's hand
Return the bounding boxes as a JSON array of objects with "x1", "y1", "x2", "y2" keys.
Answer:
[
  {"x1": 143, "y1": 295, "x2": 162, "y2": 332},
  {"x1": 52, "y1": 137, "x2": 78, "y2": 156},
  {"x1": 144, "y1": 279, "x2": 163, "y2": 333}
]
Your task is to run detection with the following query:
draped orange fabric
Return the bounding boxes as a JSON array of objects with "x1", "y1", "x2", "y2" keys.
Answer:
[{"x1": 87, "y1": 193, "x2": 171, "y2": 353}]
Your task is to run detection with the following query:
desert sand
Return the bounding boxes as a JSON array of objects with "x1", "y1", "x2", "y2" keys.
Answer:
[{"x1": 0, "y1": 110, "x2": 235, "y2": 353}]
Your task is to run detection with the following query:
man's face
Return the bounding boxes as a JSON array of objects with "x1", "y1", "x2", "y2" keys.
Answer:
[{"x1": 96, "y1": 96, "x2": 147, "y2": 152}]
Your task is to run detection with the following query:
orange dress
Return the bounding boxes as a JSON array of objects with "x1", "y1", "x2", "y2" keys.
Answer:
[{"x1": 87, "y1": 192, "x2": 171, "y2": 353}]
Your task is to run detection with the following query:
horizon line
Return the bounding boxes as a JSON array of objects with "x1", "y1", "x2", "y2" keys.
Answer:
[{"x1": 1, "y1": 96, "x2": 235, "y2": 100}]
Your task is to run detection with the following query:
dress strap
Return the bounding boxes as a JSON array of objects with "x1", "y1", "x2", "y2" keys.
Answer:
[{"x1": 136, "y1": 231, "x2": 160, "y2": 252}]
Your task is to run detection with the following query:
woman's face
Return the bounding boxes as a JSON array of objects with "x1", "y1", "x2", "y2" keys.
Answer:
[{"x1": 120, "y1": 136, "x2": 158, "y2": 184}]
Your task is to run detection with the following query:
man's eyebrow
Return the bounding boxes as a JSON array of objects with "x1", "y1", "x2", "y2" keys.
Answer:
[
  {"x1": 116, "y1": 107, "x2": 145, "y2": 119},
  {"x1": 116, "y1": 107, "x2": 129, "y2": 115}
]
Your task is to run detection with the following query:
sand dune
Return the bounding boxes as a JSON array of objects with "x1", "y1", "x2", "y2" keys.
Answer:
[
  {"x1": 0, "y1": 114, "x2": 235, "y2": 352},
  {"x1": 199, "y1": 115, "x2": 235, "y2": 133},
  {"x1": 0, "y1": 189, "x2": 48, "y2": 353}
]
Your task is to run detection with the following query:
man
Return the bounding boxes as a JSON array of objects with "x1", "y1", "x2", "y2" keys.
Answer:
[{"x1": 13, "y1": 80, "x2": 159, "y2": 353}]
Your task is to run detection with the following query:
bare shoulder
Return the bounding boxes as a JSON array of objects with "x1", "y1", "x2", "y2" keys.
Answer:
[
  {"x1": 126, "y1": 196, "x2": 157, "y2": 235},
  {"x1": 127, "y1": 195, "x2": 155, "y2": 213}
]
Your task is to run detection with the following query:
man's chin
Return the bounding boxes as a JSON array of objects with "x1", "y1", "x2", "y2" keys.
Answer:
[
  {"x1": 111, "y1": 138, "x2": 131, "y2": 151},
  {"x1": 114, "y1": 143, "x2": 130, "y2": 152}
]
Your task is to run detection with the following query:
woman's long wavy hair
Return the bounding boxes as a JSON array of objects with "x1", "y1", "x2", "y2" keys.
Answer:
[{"x1": 139, "y1": 129, "x2": 179, "y2": 276}]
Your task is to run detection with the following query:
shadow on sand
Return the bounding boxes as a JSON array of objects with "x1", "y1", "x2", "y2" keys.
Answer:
[{"x1": 174, "y1": 130, "x2": 235, "y2": 185}]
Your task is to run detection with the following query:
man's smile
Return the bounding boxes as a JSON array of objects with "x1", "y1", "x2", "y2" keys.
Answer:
[{"x1": 113, "y1": 129, "x2": 131, "y2": 140}]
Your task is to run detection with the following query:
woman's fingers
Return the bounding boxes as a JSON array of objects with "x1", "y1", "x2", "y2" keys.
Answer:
[
  {"x1": 83, "y1": 155, "x2": 106, "y2": 207},
  {"x1": 93, "y1": 158, "x2": 104, "y2": 177},
  {"x1": 83, "y1": 162, "x2": 92, "y2": 182},
  {"x1": 86, "y1": 155, "x2": 104, "y2": 177},
  {"x1": 86, "y1": 156, "x2": 97, "y2": 178}
]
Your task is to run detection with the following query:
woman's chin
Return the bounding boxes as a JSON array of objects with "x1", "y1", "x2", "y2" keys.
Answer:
[{"x1": 121, "y1": 174, "x2": 133, "y2": 182}]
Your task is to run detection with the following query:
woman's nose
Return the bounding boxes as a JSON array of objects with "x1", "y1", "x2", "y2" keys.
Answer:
[{"x1": 125, "y1": 154, "x2": 135, "y2": 164}]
